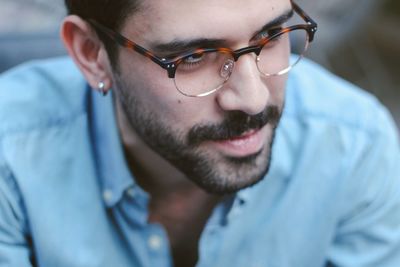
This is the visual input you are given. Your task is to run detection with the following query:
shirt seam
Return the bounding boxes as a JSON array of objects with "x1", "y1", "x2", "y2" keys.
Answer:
[
  {"x1": 0, "y1": 142, "x2": 30, "y2": 237},
  {"x1": 0, "y1": 109, "x2": 87, "y2": 139},
  {"x1": 283, "y1": 110, "x2": 389, "y2": 136}
]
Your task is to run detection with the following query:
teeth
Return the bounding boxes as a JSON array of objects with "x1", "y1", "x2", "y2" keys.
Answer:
[
  {"x1": 229, "y1": 130, "x2": 255, "y2": 141},
  {"x1": 228, "y1": 132, "x2": 256, "y2": 146},
  {"x1": 229, "y1": 138, "x2": 248, "y2": 146},
  {"x1": 213, "y1": 128, "x2": 263, "y2": 156}
]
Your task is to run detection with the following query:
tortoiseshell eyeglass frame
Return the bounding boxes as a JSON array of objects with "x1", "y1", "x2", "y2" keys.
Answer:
[{"x1": 88, "y1": 1, "x2": 317, "y2": 80}]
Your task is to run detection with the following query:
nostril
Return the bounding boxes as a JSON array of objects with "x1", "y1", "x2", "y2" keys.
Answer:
[{"x1": 220, "y1": 59, "x2": 235, "y2": 79}]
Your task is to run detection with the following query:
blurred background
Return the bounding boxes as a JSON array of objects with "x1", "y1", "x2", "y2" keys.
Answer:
[{"x1": 0, "y1": 0, "x2": 399, "y2": 130}]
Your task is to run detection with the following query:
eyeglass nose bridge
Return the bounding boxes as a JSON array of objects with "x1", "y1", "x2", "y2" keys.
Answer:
[
  {"x1": 220, "y1": 46, "x2": 262, "y2": 79},
  {"x1": 231, "y1": 46, "x2": 263, "y2": 61}
]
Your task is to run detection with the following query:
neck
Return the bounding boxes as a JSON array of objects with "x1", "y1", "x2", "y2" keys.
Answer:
[{"x1": 114, "y1": 98, "x2": 223, "y2": 267}]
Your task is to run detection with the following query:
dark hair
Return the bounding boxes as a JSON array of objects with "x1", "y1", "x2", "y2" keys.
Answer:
[{"x1": 64, "y1": 0, "x2": 140, "y2": 66}]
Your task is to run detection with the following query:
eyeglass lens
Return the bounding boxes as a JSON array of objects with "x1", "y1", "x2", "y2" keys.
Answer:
[{"x1": 174, "y1": 28, "x2": 309, "y2": 97}]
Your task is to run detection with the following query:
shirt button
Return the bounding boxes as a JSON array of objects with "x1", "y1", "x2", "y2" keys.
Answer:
[
  {"x1": 148, "y1": 234, "x2": 162, "y2": 250},
  {"x1": 103, "y1": 189, "x2": 113, "y2": 202},
  {"x1": 126, "y1": 188, "x2": 135, "y2": 198}
]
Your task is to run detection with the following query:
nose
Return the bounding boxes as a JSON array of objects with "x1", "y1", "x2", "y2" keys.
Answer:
[{"x1": 216, "y1": 54, "x2": 270, "y2": 115}]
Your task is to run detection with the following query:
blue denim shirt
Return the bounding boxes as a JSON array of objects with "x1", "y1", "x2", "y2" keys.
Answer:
[{"x1": 0, "y1": 57, "x2": 399, "y2": 267}]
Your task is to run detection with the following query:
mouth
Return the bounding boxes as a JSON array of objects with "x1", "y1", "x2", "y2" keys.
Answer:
[{"x1": 210, "y1": 128, "x2": 266, "y2": 157}]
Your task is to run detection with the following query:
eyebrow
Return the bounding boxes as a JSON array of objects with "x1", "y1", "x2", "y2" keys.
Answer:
[
  {"x1": 150, "y1": 38, "x2": 226, "y2": 57},
  {"x1": 149, "y1": 8, "x2": 294, "y2": 56},
  {"x1": 251, "y1": 9, "x2": 294, "y2": 40}
]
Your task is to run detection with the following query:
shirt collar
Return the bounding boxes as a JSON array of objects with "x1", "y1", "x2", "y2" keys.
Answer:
[{"x1": 90, "y1": 88, "x2": 137, "y2": 207}]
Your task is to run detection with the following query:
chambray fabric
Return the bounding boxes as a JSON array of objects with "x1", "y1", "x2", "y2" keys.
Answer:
[{"x1": 0, "y1": 57, "x2": 399, "y2": 267}]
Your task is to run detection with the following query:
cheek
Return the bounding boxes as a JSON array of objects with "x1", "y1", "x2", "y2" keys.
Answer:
[
  {"x1": 263, "y1": 74, "x2": 287, "y2": 108},
  {"x1": 117, "y1": 51, "x2": 175, "y2": 105},
  {"x1": 116, "y1": 53, "x2": 213, "y2": 128}
]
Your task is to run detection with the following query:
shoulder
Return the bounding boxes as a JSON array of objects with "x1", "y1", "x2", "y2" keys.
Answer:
[
  {"x1": 0, "y1": 57, "x2": 98, "y2": 231},
  {"x1": 0, "y1": 56, "x2": 89, "y2": 135},
  {"x1": 280, "y1": 58, "x2": 399, "y2": 187},
  {"x1": 285, "y1": 58, "x2": 397, "y2": 137},
  {"x1": 277, "y1": 58, "x2": 399, "y2": 188}
]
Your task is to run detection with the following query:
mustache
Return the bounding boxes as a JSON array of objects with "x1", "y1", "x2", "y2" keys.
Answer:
[{"x1": 187, "y1": 106, "x2": 281, "y2": 146}]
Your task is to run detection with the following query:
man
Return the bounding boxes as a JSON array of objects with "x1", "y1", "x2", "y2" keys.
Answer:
[{"x1": 0, "y1": 0, "x2": 399, "y2": 266}]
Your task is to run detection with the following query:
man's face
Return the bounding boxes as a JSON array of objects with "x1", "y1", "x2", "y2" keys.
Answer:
[{"x1": 112, "y1": 0, "x2": 290, "y2": 194}]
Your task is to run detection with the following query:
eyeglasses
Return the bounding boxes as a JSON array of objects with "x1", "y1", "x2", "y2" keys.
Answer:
[{"x1": 88, "y1": 1, "x2": 317, "y2": 97}]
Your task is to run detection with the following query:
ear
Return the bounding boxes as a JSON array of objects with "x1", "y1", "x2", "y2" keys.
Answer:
[{"x1": 60, "y1": 15, "x2": 113, "y2": 92}]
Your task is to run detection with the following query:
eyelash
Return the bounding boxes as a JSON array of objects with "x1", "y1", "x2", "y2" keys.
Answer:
[
  {"x1": 183, "y1": 54, "x2": 204, "y2": 65},
  {"x1": 257, "y1": 26, "x2": 284, "y2": 40},
  {"x1": 179, "y1": 52, "x2": 220, "y2": 71}
]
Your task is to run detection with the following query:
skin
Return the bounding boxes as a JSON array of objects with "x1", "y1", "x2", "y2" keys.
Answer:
[{"x1": 62, "y1": 0, "x2": 291, "y2": 266}]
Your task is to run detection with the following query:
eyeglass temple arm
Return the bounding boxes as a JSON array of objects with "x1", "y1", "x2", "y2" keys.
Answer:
[
  {"x1": 87, "y1": 19, "x2": 171, "y2": 69},
  {"x1": 291, "y1": 1, "x2": 318, "y2": 41}
]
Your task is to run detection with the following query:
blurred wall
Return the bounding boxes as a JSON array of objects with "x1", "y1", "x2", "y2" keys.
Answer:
[
  {"x1": 297, "y1": 0, "x2": 400, "y2": 129},
  {"x1": 0, "y1": 0, "x2": 66, "y2": 71}
]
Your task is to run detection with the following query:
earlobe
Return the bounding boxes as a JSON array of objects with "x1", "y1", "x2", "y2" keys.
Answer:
[{"x1": 60, "y1": 15, "x2": 112, "y2": 92}]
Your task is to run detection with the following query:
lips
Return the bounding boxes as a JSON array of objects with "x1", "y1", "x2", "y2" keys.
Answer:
[{"x1": 212, "y1": 128, "x2": 265, "y2": 157}]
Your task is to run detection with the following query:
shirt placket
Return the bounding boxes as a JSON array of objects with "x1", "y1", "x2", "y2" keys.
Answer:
[{"x1": 114, "y1": 186, "x2": 173, "y2": 267}]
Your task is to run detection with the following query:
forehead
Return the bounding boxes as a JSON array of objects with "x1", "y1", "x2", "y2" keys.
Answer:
[{"x1": 122, "y1": 0, "x2": 291, "y2": 44}]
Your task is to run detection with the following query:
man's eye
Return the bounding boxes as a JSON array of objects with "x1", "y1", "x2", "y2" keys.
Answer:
[
  {"x1": 183, "y1": 53, "x2": 204, "y2": 64},
  {"x1": 259, "y1": 26, "x2": 283, "y2": 39},
  {"x1": 269, "y1": 27, "x2": 283, "y2": 36},
  {"x1": 178, "y1": 53, "x2": 206, "y2": 71}
]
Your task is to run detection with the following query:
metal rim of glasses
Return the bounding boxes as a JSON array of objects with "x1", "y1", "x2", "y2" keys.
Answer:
[{"x1": 173, "y1": 28, "x2": 311, "y2": 97}]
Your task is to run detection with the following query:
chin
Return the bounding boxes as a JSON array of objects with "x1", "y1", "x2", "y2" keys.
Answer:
[{"x1": 181, "y1": 137, "x2": 274, "y2": 195}]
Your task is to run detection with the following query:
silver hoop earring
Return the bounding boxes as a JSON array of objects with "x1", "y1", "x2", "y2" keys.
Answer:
[{"x1": 98, "y1": 81, "x2": 108, "y2": 96}]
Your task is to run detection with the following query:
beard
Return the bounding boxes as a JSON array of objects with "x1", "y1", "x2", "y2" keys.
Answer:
[{"x1": 114, "y1": 77, "x2": 282, "y2": 195}]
